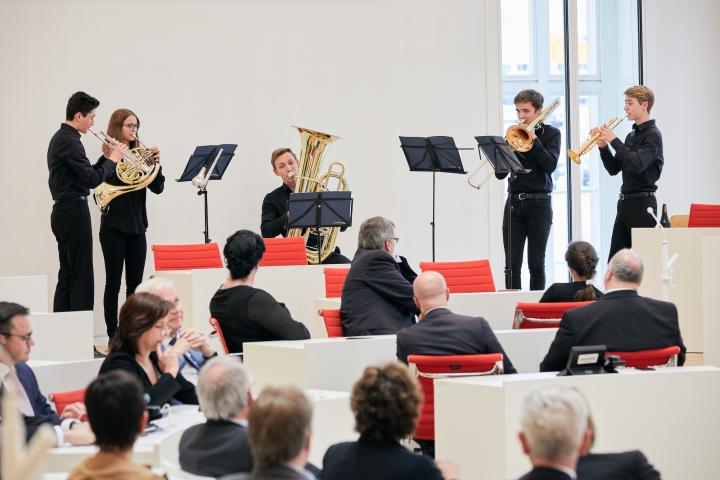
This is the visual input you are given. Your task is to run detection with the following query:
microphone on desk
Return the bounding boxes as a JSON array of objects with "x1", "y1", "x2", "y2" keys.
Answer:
[{"x1": 646, "y1": 206, "x2": 663, "y2": 229}]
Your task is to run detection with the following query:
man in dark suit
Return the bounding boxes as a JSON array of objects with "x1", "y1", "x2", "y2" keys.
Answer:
[
  {"x1": 0, "y1": 302, "x2": 94, "y2": 445},
  {"x1": 396, "y1": 271, "x2": 517, "y2": 374},
  {"x1": 341, "y1": 216, "x2": 419, "y2": 336},
  {"x1": 540, "y1": 249, "x2": 686, "y2": 372},
  {"x1": 518, "y1": 386, "x2": 592, "y2": 480}
]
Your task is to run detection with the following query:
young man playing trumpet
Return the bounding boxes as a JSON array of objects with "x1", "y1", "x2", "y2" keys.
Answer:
[{"x1": 595, "y1": 85, "x2": 663, "y2": 261}]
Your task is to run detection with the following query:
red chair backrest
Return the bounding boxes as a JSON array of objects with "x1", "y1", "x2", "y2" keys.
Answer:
[
  {"x1": 209, "y1": 317, "x2": 230, "y2": 354},
  {"x1": 152, "y1": 243, "x2": 223, "y2": 271},
  {"x1": 259, "y1": 237, "x2": 308, "y2": 267},
  {"x1": 319, "y1": 309, "x2": 343, "y2": 338},
  {"x1": 688, "y1": 203, "x2": 720, "y2": 227},
  {"x1": 323, "y1": 268, "x2": 350, "y2": 298},
  {"x1": 606, "y1": 346, "x2": 681, "y2": 368},
  {"x1": 49, "y1": 388, "x2": 87, "y2": 421},
  {"x1": 408, "y1": 354, "x2": 503, "y2": 441},
  {"x1": 419, "y1": 260, "x2": 496, "y2": 293},
  {"x1": 513, "y1": 301, "x2": 594, "y2": 329}
]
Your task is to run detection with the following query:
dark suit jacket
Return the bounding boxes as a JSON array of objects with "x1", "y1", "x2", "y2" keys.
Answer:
[
  {"x1": 577, "y1": 451, "x2": 661, "y2": 480},
  {"x1": 517, "y1": 467, "x2": 573, "y2": 480},
  {"x1": 321, "y1": 435, "x2": 443, "y2": 480},
  {"x1": 340, "y1": 249, "x2": 420, "y2": 336},
  {"x1": 396, "y1": 307, "x2": 518, "y2": 374},
  {"x1": 14, "y1": 362, "x2": 61, "y2": 441},
  {"x1": 540, "y1": 290, "x2": 686, "y2": 372},
  {"x1": 179, "y1": 419, "x2": 253, "y2": 477},
  {"x1": 220, "y1": 464, "x2": 312, "y2": 480}
]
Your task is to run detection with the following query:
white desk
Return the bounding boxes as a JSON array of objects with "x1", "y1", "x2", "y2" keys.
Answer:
[
  {"x1": 29, "y1": 311, "x2": 94, "y2": 361},
  {"x1": 27, "y1": 359, "x2": 103, "y2": 396},
  {"x1": 494, "y1": 328, "x2": 557, "y2": 373},
  {"x1": 634, "y1": 227, "x2": 720, "y2": 351},
  {"x1": 435, "y1": 366, "x2": 720, "y2": 480},
  {"x1": 0, "y1": 275, "x2": 48, "y2": 313}
]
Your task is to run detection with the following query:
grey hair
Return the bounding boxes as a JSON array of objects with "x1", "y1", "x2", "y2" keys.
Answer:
[
  {"x1": 197, "y1": 356, "x2": 253, "y2": 420},
  {"x1": 358, "y1": 216, "x2": 396, "y2": 250},
  {"x1": 608, "y1": 249, "x2": 644, "y2": 284},
  {"x1": 520, "y1": 385, "x2": 589, "y2": 463},
  {"x1": 135, "y1": 276, "x2": 176, "y2": 296}
]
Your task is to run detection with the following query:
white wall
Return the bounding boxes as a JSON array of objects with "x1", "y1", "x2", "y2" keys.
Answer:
[
  {"x1": 0, "y1": 0, "x2": 505, "y2": 336},
  {"x1": 643, "y1": 0, "x2": 720, "y2": 215}
]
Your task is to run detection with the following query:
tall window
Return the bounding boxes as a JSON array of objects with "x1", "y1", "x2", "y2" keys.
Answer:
[{"x1": 501, "y1": 0, "x2": 640, "y2": 289}]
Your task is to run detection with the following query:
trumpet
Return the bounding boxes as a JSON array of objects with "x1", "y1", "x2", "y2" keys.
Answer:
[
  {"x1": 568, "y1": 116, "x2": 624, "y2": 165},
  {"x1": 505, "y1": 97, "x2": 561, "y2": 152}
]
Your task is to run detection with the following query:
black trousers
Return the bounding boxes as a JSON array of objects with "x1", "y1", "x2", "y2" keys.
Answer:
[
  {"x1": 99, "y1": 225, "x2": 147, "y2": 338},
  {"x1": 608, "y1": 195, "x2": 657, "y2": 262},
  {"x1": 51, "y1": 199, "x2": 94, "y2": 312},
  {"x1": 502, "y1": 195, "x2": 553, "y2": 291}
]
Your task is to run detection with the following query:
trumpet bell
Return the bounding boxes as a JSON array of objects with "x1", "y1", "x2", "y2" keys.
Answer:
[{"x1": 568, "y1": 149, "x2": 582, "y2": 165}]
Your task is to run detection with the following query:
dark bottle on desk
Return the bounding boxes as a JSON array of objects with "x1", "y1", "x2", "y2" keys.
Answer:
[{"x1": 660, "y1": 203, "x2": 671, "y2": 228}]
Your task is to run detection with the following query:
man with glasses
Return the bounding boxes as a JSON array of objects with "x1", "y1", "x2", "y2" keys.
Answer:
[
  {"x1": 340, "y1": 216, "x2": 419, "y2": 335},
  {"x1": 0, "y1": 302, "x2": 95, "y2": 445}
]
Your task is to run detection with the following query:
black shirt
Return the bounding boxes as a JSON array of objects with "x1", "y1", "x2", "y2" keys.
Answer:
[
  {"x1": 261, "y1": 184, "x2": 292, "y2": 237},
  {"x1": 47, "y1": 123, "x2": 115, "y2": 201},
  {"x1": 539, "y1": 281, "x2": 604, "y2": 303},
  {"x1": 496, "y1": 123, "x2": 561, "y2": 193},
  {"x1": 93, "y1": 155, "x2": 165, "y2": 235},
  {"x1": 600, "y1": 119, "x2": 663, "y2": 193}
]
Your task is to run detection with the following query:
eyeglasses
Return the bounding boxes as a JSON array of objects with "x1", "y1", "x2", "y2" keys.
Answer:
[
  {"x1": 123, "y1": 123, "x2": 139, "y2": 130},
  {"x1": 390, "y1": 237, "x2": 400, "y2": 244},
  {"x1": 1, "y1": 331, "x2": 33, "y2": 343}
]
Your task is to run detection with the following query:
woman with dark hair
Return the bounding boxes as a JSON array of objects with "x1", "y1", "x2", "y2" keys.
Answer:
[
  {"x1": 99, "y1": 292, "x2": 197, "y2": 407},
  {"x1": 321, "y1": 362, "x2": 459, "y2": 480},
  {"x1": 94, "y1": 108, "x2": 164, "y2": 340},
  {"x1": 209, "y1": 230, "x2": 310, "y2": 353},
  {"x1": 539, "y1": 241, "x2": 604, "y2": 303}
]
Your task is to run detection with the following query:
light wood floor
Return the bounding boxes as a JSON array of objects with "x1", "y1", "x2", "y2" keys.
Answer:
[{"x1": 685, "y1": 353, "x2": 704, "y2": 366}]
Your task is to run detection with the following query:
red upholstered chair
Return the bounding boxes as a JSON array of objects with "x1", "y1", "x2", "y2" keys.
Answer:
[
  {"x1": 512, "y1": 301, "x2": 594, "y2": 329},
  {"x1": 209, "y1": 317, "x2": 230, "y2": 354},
  {"x1": 419, "y1": 260, "x2": 496, "y2": 293},
  {"x1": 49, "y1": 388, "x2": 87, "y2": 421},
  {"x1": 606, "y1": 346, "x2": 681, "y2": 368},
  {"x1": 323, "y1": 268, "x2": 350, "y2": 298},
  {"x1": 408, "y1": 354, "x2": 504, "y2": 441},
  {"x1": 152, "y1": 242, "x2": 223, "y2": 271},
  {"x1": 688, "y1": 203, "x2": 720, "y2": 227},
  {"x1": 258, "y1": 237, "x2": 308, "y2": 267},
  {"x1": 318, "y1": 309, "x2": 343, "y2": 338}
]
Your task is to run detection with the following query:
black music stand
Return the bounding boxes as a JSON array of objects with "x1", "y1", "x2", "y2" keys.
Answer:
[
  {"x1": 475, "y1": 136, "x2": 530, "y2": 289},
  {"x1": 177, "y1": 144, "x2": 237, "y2": 243},
  {"x1": 400, "y1": 136, "x2": 470, "y2": 261},
  {"x1": 288, "y1": 191, "x2": 353, "y2": 265}
]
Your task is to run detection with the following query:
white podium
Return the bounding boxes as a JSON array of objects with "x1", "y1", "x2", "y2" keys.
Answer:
[
  {"x1": 0, "y1": 275, "x2": 48, "y2": 313},
  {"x1": 29, "y1": 311, "x2": 94, "y2": 361},
  {"x1": 633, "y1": 227, "x2": 720, "y2": 351}
]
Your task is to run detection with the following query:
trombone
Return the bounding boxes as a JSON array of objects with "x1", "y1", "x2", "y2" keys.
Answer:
[
  {"x1": 568, "y1": 116, "x2": 624, "y2": 165},
  {"x1": 505, "y1": 97, "x2": 561, "y2": 152},
  {"x1": 467, "y1": 151, "x2": 495, "y2": 190}
]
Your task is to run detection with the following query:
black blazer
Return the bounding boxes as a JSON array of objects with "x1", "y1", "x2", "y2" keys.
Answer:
[
  {"x1": 517, "y1": 467, "x2": 573, "y2": 480},
  {"x1": 396, "y1": 307, "x2": 517, "y2": 374},
  {"x1": 321, "y1": 435, "x2": 443, "y2": 480},
  {"x1": 99, "y1": 351, "x2": 198, "y2": 406},
  {"x1": 539, "y1": 281, "x2": 603, "y2": 303},
  {"x1": 577, "y1": 451, "x2": 661, "y2": 480},
  {"x1": 179, "y1": 419, "x2": 253, "y2": 477},
  {"x1": 340, "y1": 249, "x2": 420, "y2": 336},
  {"x1": 540, "y1": 290, "x2": 686, "y2": 372}
]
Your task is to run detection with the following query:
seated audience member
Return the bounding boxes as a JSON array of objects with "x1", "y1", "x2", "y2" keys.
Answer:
[
  {"x1": 340, "y1": 217, "x2": 420, "y2": 336},
  {"x1": 0, "y1": 302, "x2": 94, "y2": 445},
  {"x1": 68, "y1": 371, "x2": 166, "y2": 480},
  {"x1": 517, "y1": 385, "x2": 592, "y2": 480},
  {"x1": 396, "y1": 271, "x2": 517, "y2": 374},
  {"x1": 136, "y1": 276, "x2": 216, "y2": 371},
  {"x1": 321, "y1": 362, "x2": 459, "y2": 480},
  {"x1": 539, "y1": 249, "x2": 686, "y2": 372},
  {"x1": 539, "y1": 241, "x2": 604, "y2": 302},
  {"x1": 221, "y1": 385, "x2": 315, "y2": 480},
  {"x1": 100, "y1": 293, "x2": 198, "y2": 407},
  {"x1": 179, "y1": 356, "x2": 254, "y2": 477},
  {"x1": 210, "y1": 230, "x2": 310, "y2": 353},
  {"x1": 577, "y1": 415, "x2": 661, "y2": 480}
]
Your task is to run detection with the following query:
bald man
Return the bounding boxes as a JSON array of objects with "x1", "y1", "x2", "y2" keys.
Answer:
[
  {"x1": 540, "y1": 249, "x2": 686, "y2": 372},
  {"x1": 396, "y1": 271, "x2": 517, "y2": 374}
]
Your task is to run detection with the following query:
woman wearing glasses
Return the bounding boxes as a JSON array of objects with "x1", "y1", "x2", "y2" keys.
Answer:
[{"x1": 94, "y1": 109, "x2": 164, "y2": 342}]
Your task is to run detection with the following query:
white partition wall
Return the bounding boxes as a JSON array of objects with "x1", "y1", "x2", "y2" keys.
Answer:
[
  {"x1": 27, "y1": 359, "x2": 103, "y2": 396},
  {"x1": 702, "y1": 236, "x2": 720, "y2": 366},
  {"x1": 29, "y1": 311, "x2": 94, "y2": 361},
  {"x1": 0, "y1": 275, "x2": 48, "y2": 313}
]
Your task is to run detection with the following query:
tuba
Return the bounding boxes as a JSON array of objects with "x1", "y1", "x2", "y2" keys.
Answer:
[
  {"x1": 568, "y1": 116, "x2": 625, "y2": 165},
  {"x1": 287, "y1": 126, "x2": 349, "y2": 264},
  {"x1": 89, "y1": 129, "x2": 161, "y2": 214},
  {"x1": 505, "y1": 97, "x2": 561, "y2": 152}
]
